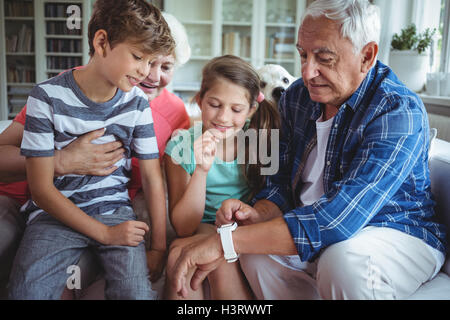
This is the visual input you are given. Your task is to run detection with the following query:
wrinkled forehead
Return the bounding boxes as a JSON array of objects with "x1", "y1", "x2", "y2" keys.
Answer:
[
  {"x1": 298, "y1": 16, "x2": 342, "y2": 42},
  {"x1": 297, "y1": 16, "x2": 345, "y2": 53}
]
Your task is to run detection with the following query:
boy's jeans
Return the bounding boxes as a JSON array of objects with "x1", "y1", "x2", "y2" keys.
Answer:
[{"x1": 8, "y1": 206, "x2": 156, "y2": 300}]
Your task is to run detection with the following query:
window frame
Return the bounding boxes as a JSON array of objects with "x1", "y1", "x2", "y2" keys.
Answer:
[{"x1": 441, "y1": 0, "x2": 450, "y2": 73}]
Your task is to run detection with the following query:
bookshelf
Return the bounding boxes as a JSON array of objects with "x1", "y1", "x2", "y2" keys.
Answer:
[
  {"x1": 35, "y1": 0, "x2": 91, "y2": 80},
  {"x1": 164, "y1": 0, "x2": 306, "y2": 108},
  {"x1": 0, "y1": 0, "x2": 92, "y2": 120}
]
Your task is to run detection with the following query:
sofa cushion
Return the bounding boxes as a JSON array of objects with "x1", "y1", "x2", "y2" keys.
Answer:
[
  {"x1": 408, "y1": 272, "x2": 450, "y2": 300},
  {"x1": 429, "y1": 138, "x2": 450, "y2": 260},
  {"x1": 0, "y1": 120, "x2": 12, "y2": 134}
]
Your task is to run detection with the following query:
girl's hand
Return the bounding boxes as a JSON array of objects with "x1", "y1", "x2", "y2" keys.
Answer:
[
  {"x1": 216, "y1": 199, "x2": 261, "y2": 226},
  {"x1": 194, "y1": 129, "x2": 220, "y2": 173},
  {"x1": 146, "y1": 249, "x2": 166, "y2": 282}
]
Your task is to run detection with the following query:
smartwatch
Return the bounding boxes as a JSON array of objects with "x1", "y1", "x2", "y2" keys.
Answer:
[{"x1": 217, "y1": 222, "x2": 239, "y2": 263}]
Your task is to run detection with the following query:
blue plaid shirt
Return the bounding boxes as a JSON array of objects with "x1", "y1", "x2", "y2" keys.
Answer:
[{"x1": 255, "y1": 61, "x2": 446, "y2": 262}]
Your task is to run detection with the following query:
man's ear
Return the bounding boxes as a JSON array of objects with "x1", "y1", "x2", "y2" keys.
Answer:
[
  {"x1": 92, "y1": 29, "x2": 109, "y2": 58},
  {"x1": 360, "y1": 41, "x2": 378, "y2": 73}
]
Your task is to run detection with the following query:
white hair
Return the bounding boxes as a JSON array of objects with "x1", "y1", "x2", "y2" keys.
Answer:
[
  {"x1": 303, "y1": 0, "x2": 380, "y2": 54},
  {"x1": 162, "y1": 12, "x2": 191, "y2": 67}
]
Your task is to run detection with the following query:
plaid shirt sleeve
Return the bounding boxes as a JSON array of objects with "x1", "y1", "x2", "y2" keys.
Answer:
[{"x1": 284, "y1": 95, "x2": 434, "y2": 262}]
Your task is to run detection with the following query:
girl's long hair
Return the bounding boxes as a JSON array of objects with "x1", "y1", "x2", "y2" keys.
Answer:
[{"x1": 195, "y1": 55, "x2": 280, "y2": 200}]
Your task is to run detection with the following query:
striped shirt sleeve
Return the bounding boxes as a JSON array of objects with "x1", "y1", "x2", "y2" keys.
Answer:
[{"x1": 20, "y1": 86, "x2": 55, "y2": 157}]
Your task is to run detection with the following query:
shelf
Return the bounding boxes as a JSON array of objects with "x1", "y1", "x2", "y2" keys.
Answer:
[
  {"x1": 7, "y1": 82, "x2": 35, "y2": 86},
  {"x1": 223, "y1": 21, "x2": 252, "y2": 26},
  {"x1": 45, "y1": 17, "x2": 82, "y2": 21},
  {"x1": 46, "y1": 52, "x2": 83, "y2": 57},
  {"x1": 45, "y1": 35, "x2": 83, "y2": 39},
  {"x1": 46, "y1": 69, "x2": 66, "y2": 73},
  {"x1": 190, "y1": 55, "x2": 214, "y2": 61},
  {"x1": 265, "y1": 58, "x2": 296, "y2": 63},
  {"x1": 419, "y1": 94, "x2": 450, "y2": 107},
  {"x1": 6, "y1": 52, "x2": 35, "y2": 56},
  {"x1": 266, "y1": 22, "x2": 297, "y2": 28},
  {"x1": 4, "y1": 16, "x2": 34, "y2": 20},
  {"x1": 182, "y1": 20, "x2": 213, "y2": 25}
]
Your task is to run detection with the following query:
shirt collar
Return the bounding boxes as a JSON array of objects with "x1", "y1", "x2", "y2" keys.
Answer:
[{"x1": 345, "y1": 64, "x2": 376, "y2": 112}]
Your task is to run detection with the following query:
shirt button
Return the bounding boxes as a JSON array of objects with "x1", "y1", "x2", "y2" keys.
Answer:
[
  {"x1": 327, "y1": 161, "x2": 331, "y2": 166},
  {"x1": 334, "y1": 124, "x2": 338, "y2": 128}
]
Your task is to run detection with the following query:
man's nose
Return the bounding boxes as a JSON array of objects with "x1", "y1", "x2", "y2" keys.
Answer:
[{"x1": 301, "y1": 59, "x2": 320, "y2": 80}]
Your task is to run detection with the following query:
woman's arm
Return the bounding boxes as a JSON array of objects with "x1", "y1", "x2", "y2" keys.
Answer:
[
  {"x1": 165, "y1": 156, "x2": 207, "y2": 237},
  {"x1": 0, "y1": 121, "x2": 26, "y2": 182},
  {"x1": 0, "y1": 121, "x2": 125, "y2": 183}
]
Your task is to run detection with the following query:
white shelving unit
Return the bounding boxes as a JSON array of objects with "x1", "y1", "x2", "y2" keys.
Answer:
[
  {"x1": 0, "y1": 0, "x2": 92, "y2": 120},
  {"x1": 164, "y1": 0, "x2": 306, "y2": 106}
]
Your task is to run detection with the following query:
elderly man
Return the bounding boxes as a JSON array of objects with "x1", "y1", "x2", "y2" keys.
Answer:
[{"x1": 169, "y1": 0, "x2": 446, "y2": 300}]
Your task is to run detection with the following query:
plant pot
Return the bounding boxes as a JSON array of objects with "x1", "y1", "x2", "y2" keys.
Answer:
[{"x1": 389, "y1": 50, "x2": 429, "y2": 92}]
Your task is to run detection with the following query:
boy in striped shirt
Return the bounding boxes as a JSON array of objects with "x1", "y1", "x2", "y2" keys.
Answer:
[{"x1": 9, "y1": 0, "x2": 175, "y2": 300}]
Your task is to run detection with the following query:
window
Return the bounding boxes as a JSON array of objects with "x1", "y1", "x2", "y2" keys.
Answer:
[{"x1": 438, "y1": 0, "x2": 450, "y2": 73}]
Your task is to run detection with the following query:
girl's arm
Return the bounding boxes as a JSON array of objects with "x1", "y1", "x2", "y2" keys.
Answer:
[
  {"x1": 26, "y1": 156, "x2": 148, "y2": 246},
  {"x1": 165, "y1": 156, "x2": 208, "y2": 237}
]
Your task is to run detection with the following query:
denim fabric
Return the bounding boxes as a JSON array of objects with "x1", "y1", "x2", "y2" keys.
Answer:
[
  {"x1": 0, "y1": 196, "x2": 25, "y2": 295},
  {"x1": 8, "y1": 206, "x2": 156, "y2": 300}
]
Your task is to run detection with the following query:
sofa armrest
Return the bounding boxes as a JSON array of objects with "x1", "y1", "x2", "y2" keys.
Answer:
[
  {"x1": 0, "y1": 120, "x2": 13, "y2": 134},
  {"x1": 429, "y1": 138, "x2": 450, "y2": 275}
]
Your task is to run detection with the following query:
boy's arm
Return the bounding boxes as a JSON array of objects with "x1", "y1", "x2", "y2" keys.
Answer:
[
  {"x1": 27, "y1": 156, "x2": 148, "y2": 246},
  {"x1": 139, "y1": 158, "x2": 167, "y2": 251}
]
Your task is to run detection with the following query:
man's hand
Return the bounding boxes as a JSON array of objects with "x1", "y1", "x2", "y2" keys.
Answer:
[
  {"x1": 169, "y1": 234, "x2": 224, "y2": 298},
  {"x1": 215, "y1": 199, "x2": 262, "y2": 226},
  {"x1": 55, "y1": 128, "x2": 125, "y2": 176}
]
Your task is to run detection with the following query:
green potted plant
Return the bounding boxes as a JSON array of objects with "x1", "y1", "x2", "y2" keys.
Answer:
[{"x1": 389, "y1": 24, "x2": 436, "y2": 92}]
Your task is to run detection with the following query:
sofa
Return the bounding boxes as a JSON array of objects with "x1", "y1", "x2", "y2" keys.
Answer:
[{"x1": 0, "y1": 119, "x2": 449, "y2": 299}]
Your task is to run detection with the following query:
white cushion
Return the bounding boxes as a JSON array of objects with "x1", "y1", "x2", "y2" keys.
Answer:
[
  {"x1": 408, "y1": 272, "x2": 450, "y2": 300},
  {"x1": 0, "y1": 120, "x2": 12, "y2": 134}
]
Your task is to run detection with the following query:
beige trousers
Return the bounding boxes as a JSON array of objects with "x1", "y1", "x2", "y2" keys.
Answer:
[{"x1": 240, "y1": 226, "x2": 445, "y2": 300}]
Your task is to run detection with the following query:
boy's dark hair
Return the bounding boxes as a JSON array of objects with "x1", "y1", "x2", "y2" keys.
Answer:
[
  {"x1": 196, "y1": 55, "x2": 281, "y2": 200},
  {"x1": 88, "y1": 0, "x2": 175, "y2": 57}
]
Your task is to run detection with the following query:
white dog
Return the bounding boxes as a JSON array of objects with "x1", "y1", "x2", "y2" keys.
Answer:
[{"x1": 257, "y1": 64, "x2": 296, "y2": 107}]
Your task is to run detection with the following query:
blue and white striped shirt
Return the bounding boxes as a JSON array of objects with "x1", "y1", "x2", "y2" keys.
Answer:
[
  {"x1": 21, "y1": 70, "x2": 158, "y2": 222},
  {"x1": 254, "y1": 61, "x2": 446, "y2": 262}
]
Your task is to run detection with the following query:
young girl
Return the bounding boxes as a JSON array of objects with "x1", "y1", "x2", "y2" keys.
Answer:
[{"x1": 164, "y1": 55, "x2": 280, "y2": 299}]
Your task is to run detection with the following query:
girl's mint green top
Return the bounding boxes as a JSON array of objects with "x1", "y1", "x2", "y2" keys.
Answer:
[{"x1": 165, "y1": 122, "x2": 251, "y2": 223}]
